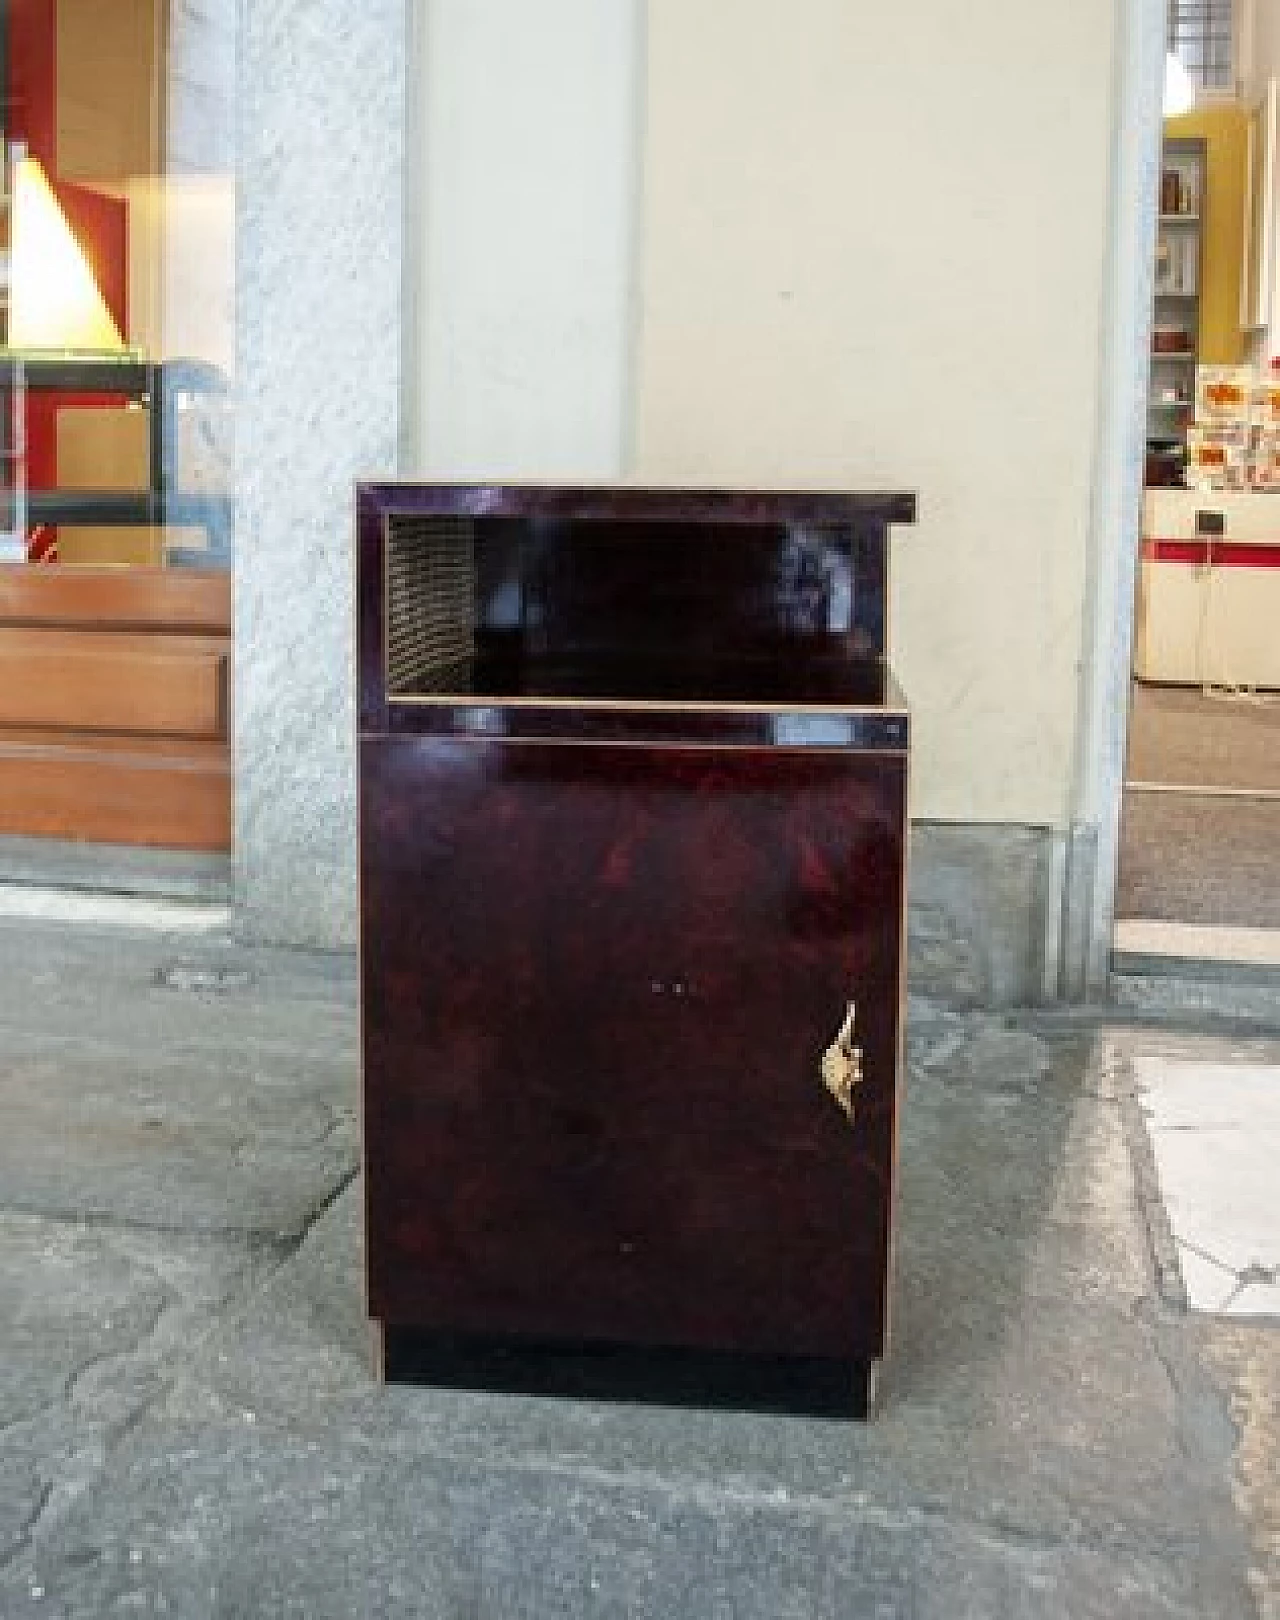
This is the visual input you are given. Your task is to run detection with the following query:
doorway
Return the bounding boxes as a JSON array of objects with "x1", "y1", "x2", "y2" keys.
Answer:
[
  {"x1": 0, "y1": 0, "x2": 234, "y2": 876},
  {"x1": 1112, "y1": 2, "x2": 1280, "y2": 969}
]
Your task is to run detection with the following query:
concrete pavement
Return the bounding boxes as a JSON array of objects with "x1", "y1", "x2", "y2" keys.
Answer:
[{"x1": 0, "y1": 913, "x2": 1274, "y2": 1618}]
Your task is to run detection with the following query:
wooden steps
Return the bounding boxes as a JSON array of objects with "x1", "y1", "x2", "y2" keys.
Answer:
[{"x1": 0, "y1": 569, "x2": 232, "y2": 851}]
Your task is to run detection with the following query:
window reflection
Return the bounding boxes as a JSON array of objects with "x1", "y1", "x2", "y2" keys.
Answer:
[{"x1": 0, "y1": 0, "x2": 233, "y2": 570}]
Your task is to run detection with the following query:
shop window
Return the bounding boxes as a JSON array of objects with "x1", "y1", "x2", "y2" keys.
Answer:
[
  {"x1": 0, "y1": 0, "x2": 234, "y2": 571},
  {"x1": 0, "y1": 2, "x2": 235, "y2": 856},
  {"x1": 1168, "y1": 0, "x2": 1236, "y2": 95}
]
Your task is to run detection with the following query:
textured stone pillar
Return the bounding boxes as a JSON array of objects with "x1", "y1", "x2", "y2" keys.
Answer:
[{"x1": 235, "y1": 0, "x2": 406, "y2": 946}]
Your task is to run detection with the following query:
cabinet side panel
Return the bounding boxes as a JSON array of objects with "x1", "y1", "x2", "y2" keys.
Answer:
[{"x1": 357, "y1": 493, "x2": 389, "y2": 731}]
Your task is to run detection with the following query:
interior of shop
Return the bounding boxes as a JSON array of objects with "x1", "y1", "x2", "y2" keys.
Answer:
[
  {"x1": 0, "y1": 0, "x2": 233, "y2": 859},
  {"x1": 1115, "y1": 0, "x2": 1280, "y2": 959}
]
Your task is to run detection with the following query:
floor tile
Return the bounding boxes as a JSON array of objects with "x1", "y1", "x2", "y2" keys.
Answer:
[
  {"x1": 1175, "y1": 1239, "x2": 1243, "y2": 1312},
  {"x1": 1133, "y1": 1057, "x2": 1280, "y2": 1307},
  {"x1": 1114, "y1": 918, "x2": 1280, "y2": 967},
  {"x1": 1221, "y1": 1281, "x2": 1280, "y2": 1319}
]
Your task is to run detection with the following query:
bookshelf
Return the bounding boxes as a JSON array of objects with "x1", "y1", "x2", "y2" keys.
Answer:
[{"x1": 1148, "y1": 136, "x2": 1206, "y2": 467}]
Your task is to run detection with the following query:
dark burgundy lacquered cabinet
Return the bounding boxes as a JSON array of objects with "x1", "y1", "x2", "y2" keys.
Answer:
[{"x1": 357, "y1": 483, "x2": 916, "y2": 1417}]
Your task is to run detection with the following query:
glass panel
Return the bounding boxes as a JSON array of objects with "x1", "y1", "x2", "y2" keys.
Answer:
[
  {"x1": 0, "y1": 0, "x2": 234, "y2": 569},
  {"x1": 1169, "y1": 0, "x2": 1235, "y2": 94}
]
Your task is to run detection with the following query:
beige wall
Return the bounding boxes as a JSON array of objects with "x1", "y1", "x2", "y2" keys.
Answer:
[
  {"x1": 405, "y1": 0, "x2": 1119, "y2": 827},
  {"x1": 633, "y1": 0, "x2": 1116, "y2": 825},
  {"x1": 409, "y1": 0, "x2": 640, "y2": 477}
]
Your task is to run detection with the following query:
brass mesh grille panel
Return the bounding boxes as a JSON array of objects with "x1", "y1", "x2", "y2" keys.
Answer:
[{"x1": 385, "y1": 516, "x2": 475, "y2": 694}]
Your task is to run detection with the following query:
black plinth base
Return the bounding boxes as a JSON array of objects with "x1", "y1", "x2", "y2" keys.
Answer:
[{"x1": 379, "y1": 1325, "x2": 877, "y2": 1420}]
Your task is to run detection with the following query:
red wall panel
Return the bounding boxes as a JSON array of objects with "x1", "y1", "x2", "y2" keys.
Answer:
[
  {"x1": 5, "y1": 0, "x2": 132, "y2": 500},
  {"x1": 7, "y1": 0, "x2": 57, "y2": 166}
]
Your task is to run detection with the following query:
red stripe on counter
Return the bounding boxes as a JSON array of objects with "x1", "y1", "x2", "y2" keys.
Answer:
[{"x1": 1144, "y1": 539, "x2": 1280, "y2": 568}]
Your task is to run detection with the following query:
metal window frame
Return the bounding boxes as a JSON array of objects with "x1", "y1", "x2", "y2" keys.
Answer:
[{"x1": 1167, "y1": 0, "x2": 1236, "y2": 93}]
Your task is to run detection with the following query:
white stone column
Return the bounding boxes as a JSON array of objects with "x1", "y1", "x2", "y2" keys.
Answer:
[{"x1": 235, "y1": 0, "x2": 406, "y2": 946}]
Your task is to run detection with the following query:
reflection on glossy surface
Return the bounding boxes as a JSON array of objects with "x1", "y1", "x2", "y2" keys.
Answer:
[
  {"x1": 397, "y1": 648, "x2": 890, "y2": 706},
  {"x1": 8, "y1": 158, "x2": 125, "y2": 350},
  {"x1": 476, "y1": 516, "x2": 858, "y2": 641},
  {"x1": 399, "y1": 701, "x2": 908, "y2": 753}
]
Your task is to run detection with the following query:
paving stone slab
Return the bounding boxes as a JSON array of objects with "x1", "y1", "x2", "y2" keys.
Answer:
[
  {"x1": 1200, "y1": 1324, "x2": 1280, "y2": 1620},
  {"x1": 0, "y1": 1424, "x2": 1253, "y2": 1620},
  {"x1": 0, "y1": 1038, "x2": 356, "y2": 1238},
  {"x1": 161, "y1": 1040, "x2": 1240, "y2": 1572},
  {"x1": 0, "y1": 921, "x2": 357, "y2": 1059},
  {"x1": 0, "y1": 922, "x2": 358, "y2": 1241},
  {"x1": 0, "y1": 923, "x2": 1271, "y2": 1618},
  {"x1": 0, "y1": 1211, "x2": 273, "y2": 1584}
]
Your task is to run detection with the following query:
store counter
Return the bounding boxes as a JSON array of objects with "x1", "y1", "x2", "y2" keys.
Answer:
[{"x1": 1135, "y1": 488, "x2": 1280, "y2": 688}]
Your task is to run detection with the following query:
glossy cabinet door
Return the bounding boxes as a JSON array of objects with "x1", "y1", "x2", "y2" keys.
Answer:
[{"x1": 361, "y1": 735, "x2": 906, "y2": 1365}]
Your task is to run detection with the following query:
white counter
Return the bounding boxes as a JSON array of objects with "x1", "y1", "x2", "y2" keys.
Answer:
[{"x1": 1135, "y1": 488, "x2": 1280, "y2": 688}]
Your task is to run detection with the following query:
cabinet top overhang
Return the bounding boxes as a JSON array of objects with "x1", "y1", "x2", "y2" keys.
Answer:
[{"x1": 357, "y1": 483, "x2": 915, "y2": 530}]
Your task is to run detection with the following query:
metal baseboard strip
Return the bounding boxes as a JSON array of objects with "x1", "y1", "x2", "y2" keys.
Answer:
[
  {"x1": 1109, "y1": 918, "x2": 1280, "y2": 1025},
  {"x1": 0, "y1": 836, "x2": 232, "y2": 904},
  {"x1": 1111, "y1": 950, "x2": 1280, "y2": 990}
]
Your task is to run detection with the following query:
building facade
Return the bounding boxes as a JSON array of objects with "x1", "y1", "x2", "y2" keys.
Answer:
[
  {"x1": 0, "y1": 1, "x2": 1181, "y2": 1004},
  {"x1": 233, "y1": 0, "x2": 1170, "y2": 1005}
]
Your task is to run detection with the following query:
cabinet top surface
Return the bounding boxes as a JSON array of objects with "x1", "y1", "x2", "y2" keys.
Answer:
[{"x1": 358, "y1": 482, "x2": 916, "y2": 528}]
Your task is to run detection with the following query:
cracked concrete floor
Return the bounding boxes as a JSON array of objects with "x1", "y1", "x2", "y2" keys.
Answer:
[{"x1": 0, "y1": 917, "x2": 1275, "y2": 1618}]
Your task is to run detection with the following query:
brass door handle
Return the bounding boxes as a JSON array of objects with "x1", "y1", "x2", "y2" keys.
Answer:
[{"x1": 821, "y1": 1001, "x2": 863, "y2": 1122}]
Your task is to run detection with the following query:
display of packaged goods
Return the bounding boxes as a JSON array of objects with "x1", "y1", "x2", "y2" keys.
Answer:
[
  {"x1": 1196, "y1": 365, "x2": 1254, "y2": 427},
  {"x1": 1150, "y1": 360, "x2": 1280, "y2": 493},
  {"x1": 1186, "y1": 426, "x2": 1249, "y2": 491},
  {"x1": 1161, "y1": 170, "x2": 1180, "y2": 214},
  {"x1": 1154, "y1": 324, "x2": 1193, "y2": 352},
  {"x1": 1154, "y1": 232, "x2": 1197, "y2": 295},
  {"x1": 1155, "y1": 236, "x2": 1173, "y2": 291},
  {"x1": 1254, "y1": 378, "x2": 1280, "y2": 432},
  {"x1": 1160, "y1": 168, "x2": 1198, "y2": 216},
  {"x1": 1250, "y1": 431, "x2": 1280, "y2": 490}
]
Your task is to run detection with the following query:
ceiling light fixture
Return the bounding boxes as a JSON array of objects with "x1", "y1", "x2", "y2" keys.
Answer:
[
  {"x1": 1164, "y1": 52, "x2": 1196, "y2": 118},
  {"x1": 7, "y1": 146, "x2": 124, "y2": 352}
]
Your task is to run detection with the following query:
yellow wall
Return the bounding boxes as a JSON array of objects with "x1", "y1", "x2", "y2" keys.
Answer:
[{"x1": 1165, "y1": 106, "x2": 1248, "y2": 364}]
